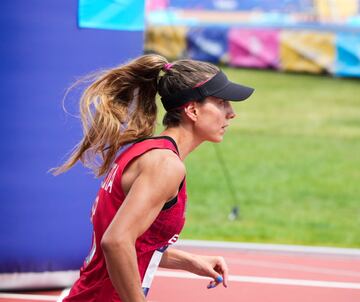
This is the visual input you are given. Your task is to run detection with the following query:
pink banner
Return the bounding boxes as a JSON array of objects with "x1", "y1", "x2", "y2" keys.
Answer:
[
  {"x1": 146, "y1": 0, "x2": 168, "y2": 12},
  {"x1": 229, "y1": 28, "x2": 280, "y2": 69}
]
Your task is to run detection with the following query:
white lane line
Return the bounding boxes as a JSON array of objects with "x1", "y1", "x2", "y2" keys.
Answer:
[
  {"x1": 0, "y1": 270, "x2": 78, "y2": 291},
  {"x1": 177, "y1": 240, "x2": 360, "y2": 256},
  {"x1": 226, "y1": 258, "x2": 360, "y2": 278},
  {"x1": 156, "y1": 270, "x2": 360, "y2": 289},
  {"x1": 56, "y1": 288, "x2": 71, "y2": 302},
  {"x1": 0, "y1": 293, "x2": 58, "y2": 301}
]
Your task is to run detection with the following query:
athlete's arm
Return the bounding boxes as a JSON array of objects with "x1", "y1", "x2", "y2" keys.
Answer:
[
  {"x1": 160, "y1": 248, "x2": 228, "y2": 288},
  {"x1": 101, "y1": 149, "x2": 185, "y2": 302}
]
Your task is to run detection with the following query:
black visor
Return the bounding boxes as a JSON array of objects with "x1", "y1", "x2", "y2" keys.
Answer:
[{"x1": 160, "y1": 71, "x2": 254, "y2": 111}]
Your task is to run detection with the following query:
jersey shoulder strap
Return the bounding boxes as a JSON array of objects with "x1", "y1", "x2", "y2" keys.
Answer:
[{"x1": 116, "y1": 136, "x2": 179, "y2": 174}]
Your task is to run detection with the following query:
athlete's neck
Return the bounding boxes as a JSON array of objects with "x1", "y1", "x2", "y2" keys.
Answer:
[{"x1": 160, "y1": 125, "x2": 203, "y2": 160}]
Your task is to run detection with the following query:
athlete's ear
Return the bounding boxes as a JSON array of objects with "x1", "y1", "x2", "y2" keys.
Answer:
[{"x1": 183, "y1": 101, "x2": 198, "y2": 122}]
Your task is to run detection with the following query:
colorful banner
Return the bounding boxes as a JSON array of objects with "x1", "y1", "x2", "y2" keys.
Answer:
[
  {"x1": 229, "y1": 28, "x2": 280, "y2": 68},
  {"x1": 335, "y1": 32, "x2": 360, "y2": 77},
  {"x1": 79, "y1": 0, "x2": 145, "y2": 31},
  {"x1": 280, "y1": 31, "x2": 336, "y2": 74},
  {"x1": 187, "y1": 27, "x2": 229, "y2": 63},
  {"x1": 145, "y1": 26, "x2": 188, "y2": 60}
]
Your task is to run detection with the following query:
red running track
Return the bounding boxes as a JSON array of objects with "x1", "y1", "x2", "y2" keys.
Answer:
[{"x1": 1, "y1": 242, "x2": 360, "y2": 302}]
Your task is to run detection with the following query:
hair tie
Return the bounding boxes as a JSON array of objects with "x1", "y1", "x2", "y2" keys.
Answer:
[{"x1": 163, "y1": 63, "x2": 173, "y2": 71}]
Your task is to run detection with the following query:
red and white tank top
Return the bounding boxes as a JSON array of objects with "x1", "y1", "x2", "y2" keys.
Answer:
[{"x1": 63, "y1": 136, "x2": 187, "y2": 301}]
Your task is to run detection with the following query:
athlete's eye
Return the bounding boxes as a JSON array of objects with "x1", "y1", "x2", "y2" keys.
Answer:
[{"x1": 218, "y1": 99, "x2": 226, "y2": 106}]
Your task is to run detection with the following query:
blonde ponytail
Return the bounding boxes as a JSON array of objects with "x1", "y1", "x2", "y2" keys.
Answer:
[{"x1": 53, "y1": 54, "x2": 168, "y2": 177}]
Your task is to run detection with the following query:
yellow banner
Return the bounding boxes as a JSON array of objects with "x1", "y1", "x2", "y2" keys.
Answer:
[
  {"x1": 280, "y1": 31, "x2": 336, "y2": 74},
  {"x1": 145, "y1": 26, "x2": 188, "y2": 60}
]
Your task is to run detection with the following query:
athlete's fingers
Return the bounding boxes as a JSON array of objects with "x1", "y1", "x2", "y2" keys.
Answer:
[
  {"x1": 211, "y1": 257, "x2": 228, "y2": 288},
  {"x1": 207, "y1": 276, "x2": 223, "y2": 289},
  {"x1": 194, "y1": 255, "x2": 228, "y2": 289},
  {"x1": 215, "y1": 257, "x2": 229, "y2": 288}
]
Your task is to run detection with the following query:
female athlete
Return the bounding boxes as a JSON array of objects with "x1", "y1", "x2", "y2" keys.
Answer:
[{"x1": 55, "y1": 54, "x2": 254, "y2": 302}]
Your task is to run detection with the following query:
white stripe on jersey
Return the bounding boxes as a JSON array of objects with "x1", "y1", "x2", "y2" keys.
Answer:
[{"x1": 142, "y1": 248, "x2": 166, "y2": 291}]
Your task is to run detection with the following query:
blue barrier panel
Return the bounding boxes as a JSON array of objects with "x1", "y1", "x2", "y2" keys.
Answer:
[
  {"x1": 0, "y1": 0, "x2": 143, "y2": 289},
  {"x1": 79, "y1": 0, "x2": 145, "y2": 31},
  {"x1": 187, "y1": 27, "x2": 229, "y2": 63},
  {"x1": 335, "y1": 32, "x2": 360, "y2": 77}
]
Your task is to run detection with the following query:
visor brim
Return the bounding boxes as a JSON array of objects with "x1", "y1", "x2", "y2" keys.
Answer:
[
  {"x1": 213, "y1": 82, "x2": 254, "y2": 102},
  {"x1": 161, "y1": 71, "x2": 255, "y2": 111}
]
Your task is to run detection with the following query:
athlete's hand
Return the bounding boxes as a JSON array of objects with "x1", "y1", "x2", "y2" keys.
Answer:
[{"x1": 189, "y1": 255, "x2": 229, "y2": 288}]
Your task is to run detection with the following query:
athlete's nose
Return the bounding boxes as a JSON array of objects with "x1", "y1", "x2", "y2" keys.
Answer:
[{"x1": 226, "y1": 102, "x2": 236, "y2": 119}]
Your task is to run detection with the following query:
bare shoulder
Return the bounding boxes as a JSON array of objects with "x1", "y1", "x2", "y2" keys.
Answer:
[
  {"x1": 139, "y1": 149, "x2": 185, "y2": 180},
  {"x1": 122, "y1": 148, "x2": 185, "y2": 197}
]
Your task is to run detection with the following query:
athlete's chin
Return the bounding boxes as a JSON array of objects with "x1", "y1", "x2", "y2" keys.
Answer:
[{"x1": 207, "y1": 134, "x2": 224, "y2": 143}]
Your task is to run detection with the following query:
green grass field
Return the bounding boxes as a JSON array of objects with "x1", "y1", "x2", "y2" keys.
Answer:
[{"x1": 159, "y1": 68, "x2": 360, "y2": 248}]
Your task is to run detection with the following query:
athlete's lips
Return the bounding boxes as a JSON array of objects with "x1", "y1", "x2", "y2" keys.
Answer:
[{"x1": 221, "y1": 125, "x2": 229, "y2": 133}]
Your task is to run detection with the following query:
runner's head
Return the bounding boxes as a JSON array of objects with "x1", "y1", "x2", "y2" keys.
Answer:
[{"x1": 53, "y1": 55, "x2": 253, "y2": 176}]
